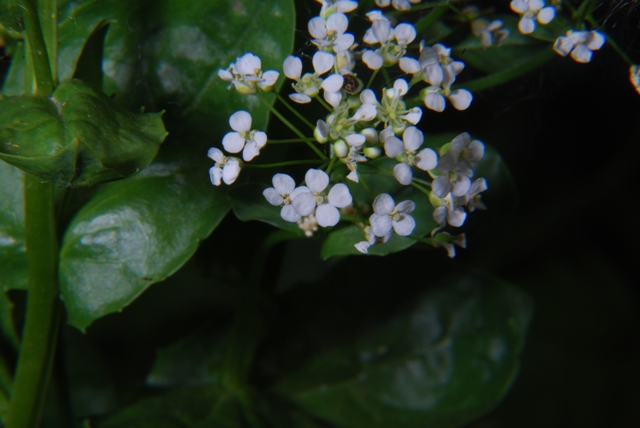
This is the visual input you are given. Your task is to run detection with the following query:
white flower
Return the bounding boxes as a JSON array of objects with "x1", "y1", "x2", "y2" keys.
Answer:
[
  {"x1": 432, "y1": 232, "x2": 466, "y2": 258},
  {"x1": 355, "y1": 226, "x2": 377, "y2": 254},
  {"x1": 369, "y1": 193, "x2": 416, "y2": 239},
  {"x1": 308, "y1": 13, "x2": 355, "y2": 53},
  {"x1": 362, "y1": 14, "x2": 417, "y2": 69},
  {"x1": 553, "y1": 30, "x2": 605, "y2": 63},
  {"x1": 316, "y1": 0, "x2": 358, "y2": 19},
  {"x1": 375, "y1": 0, "x2": 421, "y2": 11},
  {"x1": 454, "y1": 178, "x2": 488, "y2": 212},
  {"x1": 433, "y1": 193, "x2": 467, "y2": 229},
  {"x1": 284, "y1": 52, "x2": 343, "y2": 105},
  {"x1": 381, "y1": 126, "x2": 437, "y2": 185},
  {"x1": 221, "y1": 111, "x2": 267, "y2": 162},
  {"x1": 432, "y1": 132, "x2": 484, "y2": 198},
  {"x1": 263, "y1": 174, "x2": 311, "y2": 222},
  {"x1": 418, "y1": 43, "x2": 465, "y2": 87},
  {"x1": 292, "y1": 169, "x2": 353, "y2": 227},
  {"x1": 510, "y1": 0, "x2": 555, "y2": 35},
  {"x1": 421, "y1": 85, "x2": 473, "y2": 112},
  {"x1": 218, "y1": 53, "x2": 279, "y2": 94},
  {"x1": 207, "y1": 148, "x2": 241, "y2": 186},
  {"x1": 471, "y1": 19, "x2": 509, "y2": 48}
]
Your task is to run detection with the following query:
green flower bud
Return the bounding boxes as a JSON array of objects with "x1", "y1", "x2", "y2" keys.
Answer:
[
  {"x1": 0, "y1": 80, "x2": 167, "y2": 187},
  {"x1": 363, "y1": 146, "x2": 381, "y2": 159},
  {"x1": 333, "y1": 139, "x2": 349, "y2": 158}
]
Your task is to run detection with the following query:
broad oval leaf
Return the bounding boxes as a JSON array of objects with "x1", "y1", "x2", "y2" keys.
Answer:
[
  {"x1": 0, "y1": 160, "x2": 26, "y2": 291},
  {"x1": 59, "y1": 152, "x2": 230, "y2": 330},
  {"x1": 274, "y1": 272, "x2": 533, "y2": 428},
  {"x1": 0, "y1": 80, "x2": 167, "y2": 187}
]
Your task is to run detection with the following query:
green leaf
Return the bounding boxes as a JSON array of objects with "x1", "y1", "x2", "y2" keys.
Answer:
[
  {"x1": 0, "y1": 160, "x2": 26, "y2": 292},
  {"x1": 58, "y1": 151, "x2": 230, "y2": 330},
  {"x1": 146, "y1": 322, "x2": 228, "y2": 388},
  {"x1": 454, "y1": 16, "x2": 549, "y2": 75},
  {"x1": 0, "y1": 80, "x2": 167, "y2": 187},
  {"x1": 230, "y1": 183, "x2": 305, "y2": 236},
  {"x1": 72, "y1": 20, "x2": 110, "y2": 89},
  {"x1": 0, "y1": 352, "x2": 12, "y2": 423},
  {"x1": 274, "y1": 272, "x2": 533, "y2": 428}
]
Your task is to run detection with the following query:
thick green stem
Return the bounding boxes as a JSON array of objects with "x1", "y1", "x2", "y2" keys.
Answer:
[
  {"x1": 6, "y1": 177, "x2": 60, "y2": 428},
  {"x1": 21, "y1": 0, "x2": 55, "y2": 96},
  {"x1": 38, "y1": 0, "x2": 58, "y2": 85}
]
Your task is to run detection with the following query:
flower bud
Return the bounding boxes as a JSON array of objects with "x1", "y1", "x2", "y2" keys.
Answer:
[
  {"x1": 363, "y1": 146, "x2": 381, "y2": 159},
  {"x1": 333, "y1": 139, "x2": 349, "y2": 158}
]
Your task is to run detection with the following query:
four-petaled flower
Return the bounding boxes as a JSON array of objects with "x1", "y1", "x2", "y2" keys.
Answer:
[
  {"x1": 218, "y1": 53, "x2": 279, "y2": 94},
  {"x1": 381, "y1": 126, "x2": 437, "y2": 185},
  {"x1": 432, "y1": 132, "x2": 485, "y2": 198},
  {"x1": 369, "y1": 193, "x2": 416, "y2": 239},
  {"x1": 263, "y1": 174, "x2": 310, "y2": 222},
  {"x1": 510, "y1": 0, "x2": 555, "y2": 35},
  {"x1": 207, "y1": 148, "x2": 241, "y2": 186},
  {"x1": 292, "y1": 169, "x2": 353, "y2": 227},
  {"x1": 554, "y1": 30, "x2": 605, "y2": 63},
  {"x1": 222, "y1": 111, "x2": 267, "y2": 162}
]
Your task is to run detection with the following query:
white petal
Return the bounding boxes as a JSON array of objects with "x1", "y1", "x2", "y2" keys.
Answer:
[
  {"x1": 305, "y1": 168, "x2": 329, "y2": 193},
  {"x1": 252, "y1": 131, "x2": 267, "y2": 148},
  {"x1": 432, "y1": 176, "x2": 452, "y2": 198},
  {"x1": 424, "y1": 92, "x2": 446, "y2": 112},
  {"x1": 259, "y1": 71, "x2": 279, "y2": 89},
  {"x1": 207, "y1": 147, "x2": 223, "y2": 162},
  {"x1": 327, "y1": 12, "x2": 348, "y2": 35},
  {"x1": 337, "y1": 1, "x2": 358, "y2": 13},
  {"x1": 308, "y1": 17, "x2": 327, "y2": 39},
  {"x1": 392, "y1": 214, "x2": 415, "y2": 236},
  {"x1": 222, "y1": 132, "x2": 246, "y2": 153},
  {"x1": 229, "y1": 111, "x2": 251, "y2": 132},
  {"x1": 393, "y1": 79, "x2": 409, "y2": 96},
  {"x1": 281, "y1": 205, "x2": 301, "y2": 222},
  {"x1": 209, "y1": 166, "x2": 222, "y2": 186},
  {"x1": 510, "y1": 0, "x2": 528, "y2": 13},
  {"x1": 290, "y1": 93, "x2": 312, "y2": 103},
  {"x1": 553, "y1": 36, "x2": 573, "y2": 56},
  {"x1": 360, "y1": 89, "x2": 378, "y2": 105},
  {"x1": 433, "y1": 206, "x2": 446, "y2": 227},
  {"x1": 352, "y1": 104, "x2": 377, "y2": 121},
  {"x1": 370, "y1": 213, "x2": 392, "y2": 237},
  {"x1": 362, "y1": 50, "x2": 384, "y2": 70},
  {"x1": 467, "y1": 140, "x2": 485, "y2": 162},
  {"x1": 235, "y1": 53, "x2": 261, "y2": 75},
  {"x1": 403, "y1": 126, "x2": 423, "y2": 151},
  {"x1": 222, "y1": 159, "x2": 240, "y2": 185},
  {"x1": 346, "y1": 133, "x2": 366, "y2": 147},
  {"x1": 518, "y1": 17, "x2": 535, "y2": 34},
  {"x1": 399, "y1": 57, "x2": 421, "y2": 74},
  {"x1": 327, "y1": 183, "x2": 352, "y2": 207},
  {"x1": 322, "y1": 74, "x2": 344, "y2": 92},
  {"x1": 272, "y1": 174, "x2": 295, "y2": 198},
  {"x1": 530, "y1": 0, "x2": 545, "y2": 10},
  {"x1": 424, "y1": 65, "x2": 443, "y2": 86},
  {"x1": 448, "y1": 89, "x2": 473, "y2": 110},
  {"x1": 283, "y1": 56, "x2": 302, "y2": 80},
  {"x1": 401, "y1": 107, "x2": 422, "y2": 125},
  {"x1": 263, "y1": 188, "x2": 284, "y2": 206},
  {"x1": 372, "y1": 19, "x2": 391, "y2": 43},
  {"x1": 355, "y1": 241, "x2": 371, "y2": 254},
  {"x1": 586, "y1": 31, "x2": 605, "y2": 50},
  {"x1": 384, "y1": 136, "x2": 404, "y2": 158},
  {"x1": 292, "y1": 192, "x2": 316, "y2": 216},
  {"x1": 395, "y1": 23, "x2": 416, "y2": 45},
  {"x1": 395, "y1": 200, "x2": 415, "y2": 214},
  {"x1": 313, "y1": 51, "x2": 335, "y2": 75},
  {"x1": 243, "y1": 142, "x2": 260, "y2": 161},
  {"x1": 218, "y1": 69, "x2": 233, "y2": 81},
  {"x1": 571, "y1": 44, "x2": 592, "y2": 63},
  {"x1": 452, "y1": 175, "x2": 472, "y2": 196},
  {"x1": 537, "y1": 7, "x2": 555, "y2": 24},
  {"x1": 447, "y1": 208, "x2": 467, "y2": 227},
  {"x1": 393, "y1": 162, "x2": 413, "y2": 185},
  {"x1": 416, "y1": 148, "x2": 437, "y2": 171},
  {"x1": 324, "y1": 90, "x2": 343, "y2": 109},
  {"x1": 316, "y1": 204, "x2": 340, "y2": 227},
  {"x1": 290, "y1": 185, "x2": 310, "y2": 200},
  {"x1": 333, "y1": 33, "x2": 355, "y2": 52},
  {"x1": 373, "y1": 193, "x2": 395, "y2": 215}
]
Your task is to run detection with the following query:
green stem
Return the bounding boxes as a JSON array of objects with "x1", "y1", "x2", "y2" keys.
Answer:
[
  {"x1": 6, "y1": 177, "x2": 59, "y2": 428},
  {"x1": 21, "y1": 0, "x2": 55, "y2": 96},
  {"x1": 222, "y1": 231, "x2": 298, "y2": 390},
  {"x1": 414, "y1": 4, "x2": 448, "y2": 34},
  {"x1": 38, "y1": 0, "x2": 58, "y2": 85},
  {"x1": 257, "y1": 93, "x2": 328, "y2": 160},
  {"x1": 316, "y1": 96, "x2": 332, "y2": 112},
  {"x1": 269, "y1": 138, "x2": 317, "y2": 144},
  {"x1": 585, "y1": 14, "x2": 634, "y2": 66},
  {"x1": 275, "y1": 92, "x2": 315, "y2": 130},
  {"x1": 366, "y1": 68, "x2": 379, "y2": 90},
  {"x1": 245, "y1": 159, "x2": 324, "y2": 169},
  {"x1": 411, "y1": 181, "x2": 432, "y2": 198}
]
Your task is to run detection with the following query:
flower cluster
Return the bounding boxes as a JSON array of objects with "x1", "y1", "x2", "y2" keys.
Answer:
[{"x1": 208, "y1": 1, "x2": 498, "y2": 258}]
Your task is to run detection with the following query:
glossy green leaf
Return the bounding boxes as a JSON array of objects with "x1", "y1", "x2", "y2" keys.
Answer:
[
  {"x1": 0, "y1": 80, "x2": 167, "y2": 187},
  {"x1": 58, "y1": 151, "x2": 230, "y2": 330},
  {"x1": 230, "y1": 183, "x2": 305, "y2": 236},
  {"x1": 0, "y1": 160, "x2": 26, "y2": 291},
  {"x1": 72, "y1": 20, "x2": 110, "y2": 89},
  {"x1": 274, "y1": 272, "x2": 533, "y2": 428}
]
